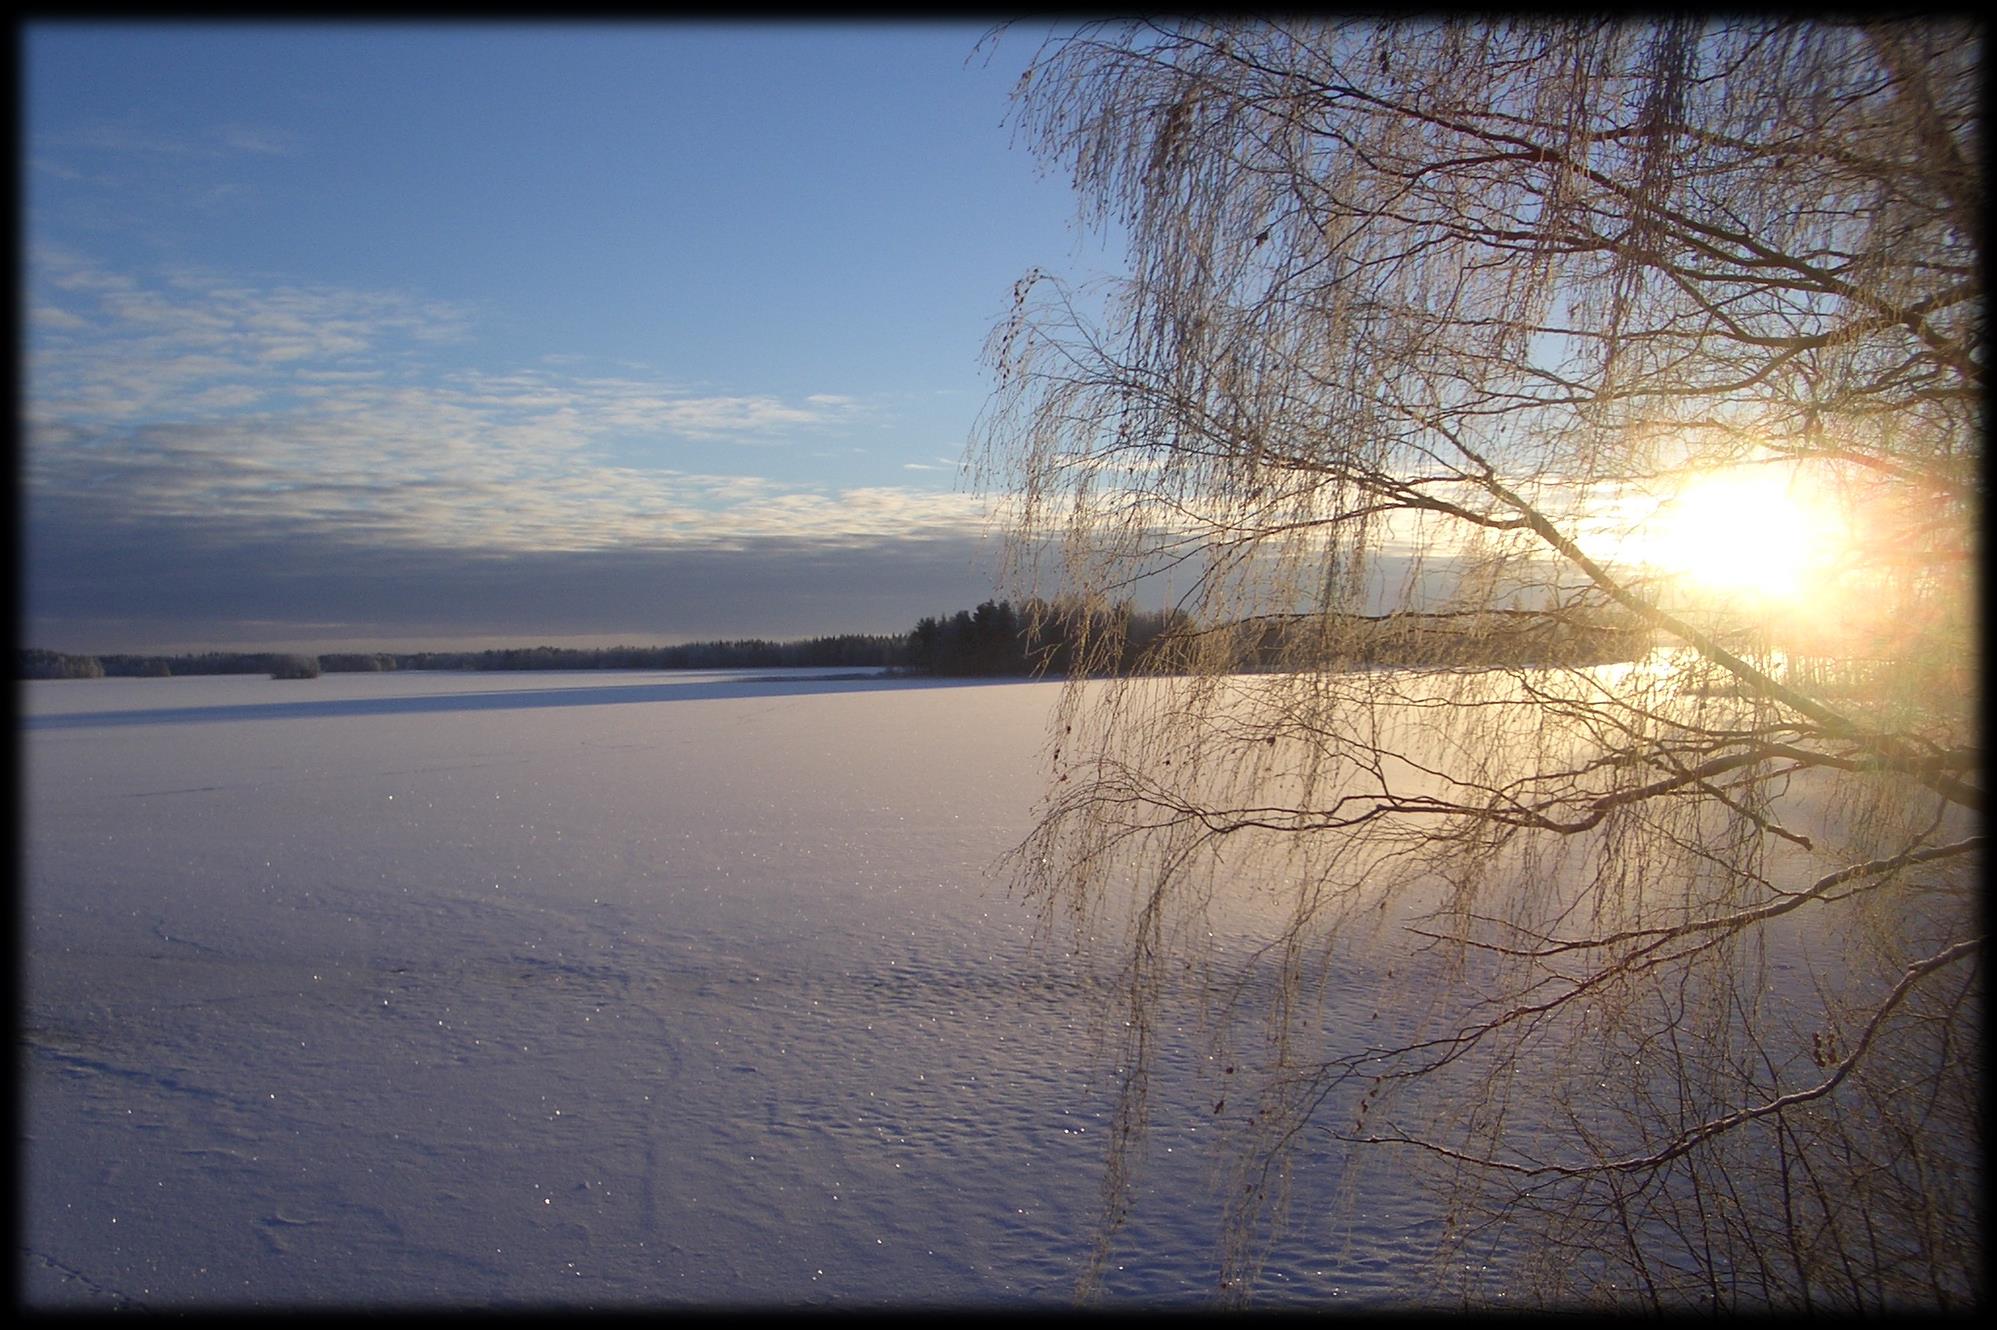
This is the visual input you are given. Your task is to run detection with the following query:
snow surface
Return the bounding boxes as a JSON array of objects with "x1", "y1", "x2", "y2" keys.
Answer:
[{"x1": 21, "y1": 669, "x2": 1455, "y2": 1309}]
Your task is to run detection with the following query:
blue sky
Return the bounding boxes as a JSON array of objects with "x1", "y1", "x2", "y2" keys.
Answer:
[{"x1": 23, "y1": 20, "x2": 1118, "y2": 653}]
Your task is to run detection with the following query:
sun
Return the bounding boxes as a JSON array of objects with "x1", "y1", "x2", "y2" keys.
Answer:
[{"x1": 1625, "y1": 464, "x2": 1844, "y2": 607}]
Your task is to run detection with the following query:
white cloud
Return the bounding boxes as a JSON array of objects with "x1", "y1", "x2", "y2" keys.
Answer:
[
  {"x1": 30, "y1": 303, "x2": 89, "y2": 331},
  {"x1": 217, "y1": 123, "x2": 298, "y2": 156},
  {"x1": 29, "y1": 156, "x2": 90, "y2": 182},
  {"x1": 25, "y1": 252, "x2": 979, "y2": 558},
  {"x1": 46, "y1": 118, "x2": 298, "y2": 160}
]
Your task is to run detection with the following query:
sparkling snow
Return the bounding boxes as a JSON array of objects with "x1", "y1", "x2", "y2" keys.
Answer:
[{"x1": 22, "y1": 669, "x2": 1453, "y2": 1308}]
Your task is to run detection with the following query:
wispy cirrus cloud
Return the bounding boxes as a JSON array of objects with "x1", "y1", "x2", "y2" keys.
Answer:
[
  {"x1": 216, "y1": 123, "x2": 297, "y2": 156},
  {"x1": 28, "y1": 246, "x2": 471, "y2": 416},
  {"x1": 25, "y1": 251, "x2": 986, "y2": 565},
  {"x1": 42, "y1": 117, "x2": 300, "y2": 160}
]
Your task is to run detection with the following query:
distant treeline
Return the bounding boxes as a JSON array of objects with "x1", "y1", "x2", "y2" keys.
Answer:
[
  {"x1": 1219, "y1": 606, "x2": 1652, "y2": 671},
  {"x1": 20, "y1": 601, "x2": 1649, "y2": 683},
  {"x1": 907, "y1": 598, "x2": 1188, "y2": 676},
  {"x1": 392, "y1": 636, "x2": 908, "y2": 673},
  {"x1": 20, "y1": 648, "x2": 109, "y2": 679},
  {"x1": 21, "y1": 648, "x2": 351, "y2": 679},
  {"x1": 907, "y1": 597, "x2": 1649, "y2": 676},
  {"x1": 18, "y1": 634, "x2": 910, "y2": 681}
]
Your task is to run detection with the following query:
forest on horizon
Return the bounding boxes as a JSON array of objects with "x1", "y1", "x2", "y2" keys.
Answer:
[{"x1": 21, "y1": 595, "x2": 1651, "y2": 682}]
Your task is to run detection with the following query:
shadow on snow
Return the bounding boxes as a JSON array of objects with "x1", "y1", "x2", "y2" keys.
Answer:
[{"x1": 23, "y1": 671, "x2": 1056, "y2": 731}]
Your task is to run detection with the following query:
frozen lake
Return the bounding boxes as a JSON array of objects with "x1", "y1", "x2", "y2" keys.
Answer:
[{"x1": 20, "y1": 668, "x2": 1450, "y2": 1309}]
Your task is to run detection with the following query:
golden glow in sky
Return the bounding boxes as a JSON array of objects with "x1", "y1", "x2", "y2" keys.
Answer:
[{"x1": 1617, "y1": 463, "x2": 1852, "y2": 609}]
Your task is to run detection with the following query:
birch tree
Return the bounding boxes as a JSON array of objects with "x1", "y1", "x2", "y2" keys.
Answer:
[{"x1": 976, "y1": 18, "x2": 1981, "y2": 1308}]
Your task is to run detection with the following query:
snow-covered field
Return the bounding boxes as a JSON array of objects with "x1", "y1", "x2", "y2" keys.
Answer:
[{"x1": 20, "y1": 669, "x2": 1449, "y2": 1309}]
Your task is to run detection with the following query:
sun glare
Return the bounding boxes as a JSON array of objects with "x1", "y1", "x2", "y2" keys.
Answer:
[{"x1": 1625, "y1": 464, "x2": 1844, "y2": 607}]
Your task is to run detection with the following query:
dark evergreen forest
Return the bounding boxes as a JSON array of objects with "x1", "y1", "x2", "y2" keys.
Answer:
[{"x1": 21, "y1": 597, "x2": 1644, "y2": 682}]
